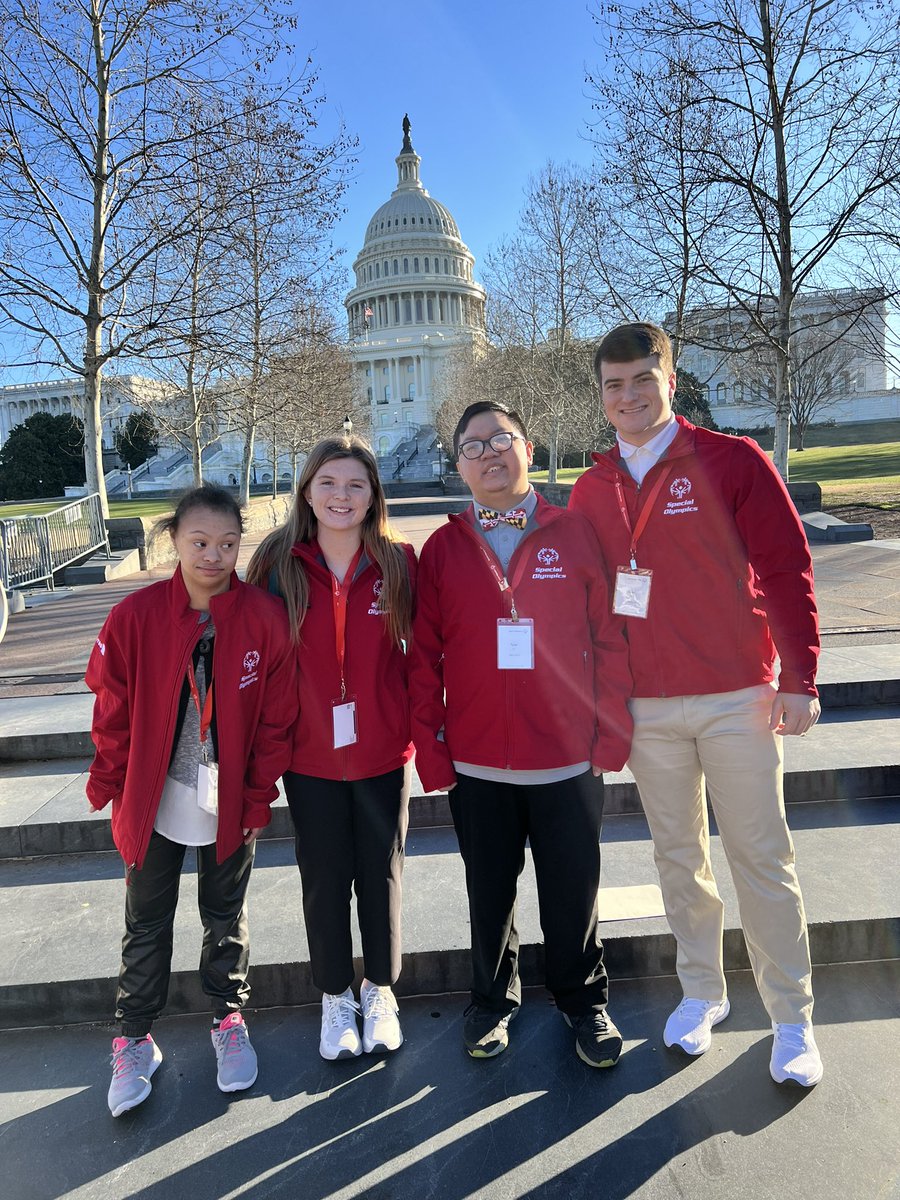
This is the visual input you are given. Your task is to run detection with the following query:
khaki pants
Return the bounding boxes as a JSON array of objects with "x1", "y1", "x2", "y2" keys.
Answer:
[{"x1": 628, "y1": 684, "x2": 814, "y2": 1024}]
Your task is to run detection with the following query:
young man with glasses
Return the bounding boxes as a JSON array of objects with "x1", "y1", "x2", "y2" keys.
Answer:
[{"x1": 410, "y1": 401, "x2": 633, "y2": 1066}]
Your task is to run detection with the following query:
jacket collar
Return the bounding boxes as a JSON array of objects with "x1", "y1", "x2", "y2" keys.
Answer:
[
  {"x1": 166, "y1": 563, "x2": 241, "y2": 623},
  {"x1": 591, "y1": 414, "x2": 697, "y2": 473},
  {"x1": 451, "y1": 490, "x2": 562, "y2": 533}
]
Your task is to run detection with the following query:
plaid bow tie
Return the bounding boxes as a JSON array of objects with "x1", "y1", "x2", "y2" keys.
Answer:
[{"x1": 478, "y1": 507, "x2": 528, "y2": 531}]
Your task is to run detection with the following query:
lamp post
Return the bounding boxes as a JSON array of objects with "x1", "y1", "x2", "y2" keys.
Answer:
[
  {"x1": 343, "y1": 414, "x2": 353, "y2": 438},
  {"x1": 436, "y1": 439, "x2": 444, "y2": 488}
]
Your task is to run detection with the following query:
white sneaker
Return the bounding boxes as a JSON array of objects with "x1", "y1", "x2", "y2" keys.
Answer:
[
  {"x1": 320, "y1": 989, "x2": 362, "y2": 1061},
  {"x1": 770, "y1": 1021, "x2": 823, "y2": 1086},
  {"x1": 663, "y1": 997, "x2": 731, "y2": 1056},
  {"x1": 360, "y1": 981, "x2": 403, "y2": 1054}
]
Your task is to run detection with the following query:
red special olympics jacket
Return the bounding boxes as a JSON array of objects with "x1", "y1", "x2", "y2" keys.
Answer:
[
  {"x1": 287, "y1": 541, "x2": 416, "y2": 781},
  {"x1": 85, "y1": 566, "x2": 298, "y2": 868},
  {"x1": 569, "y1": 415, "x2": 819, "y2": 699},
  {"x1": 409, "y1": 495, "x2": 633, "y2": 793}
]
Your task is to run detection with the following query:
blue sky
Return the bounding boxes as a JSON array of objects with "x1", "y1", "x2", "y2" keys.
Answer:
[{"x1": 298, "y1": 1, "x2": 605, "y2": 287}]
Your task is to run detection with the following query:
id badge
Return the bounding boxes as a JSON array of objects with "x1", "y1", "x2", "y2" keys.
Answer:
[
  {"x1": 613, "y1": 567, "x2": 653, "y2": 619},
  {"x1": 332, "y1": 698, "x2": 358, "y2": 748},
  {"x1": 497, "y1": 618, "x2": 535, "y2": 669},
  {"x1": 197, "y1": 761, "x2": 219, "y2": 816}
]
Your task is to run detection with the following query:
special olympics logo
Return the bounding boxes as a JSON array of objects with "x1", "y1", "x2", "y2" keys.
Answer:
[
  {"x1": 670, "y1": 477, "x2": 692, "y2": 500},
  {"x1": 372, "y1": 578, "x2": 384, "y2": 598},
  {"x1": 243, "y1": 650, "x2": 260, "y2": 673},
  {"x1": 537, "y1": 547, "x2": 559, "y2": 566}
]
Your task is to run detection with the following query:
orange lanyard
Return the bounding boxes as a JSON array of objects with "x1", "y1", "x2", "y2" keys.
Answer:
[
  {"x1": 331, "y1": 544, "x2": 365, "y2": 700},
  {"x1": 187, "y1": 659, "x2": 213, "y2": 747},
  {"x1": 614, "y1": 466, "x2": 673, "y2": 569}
]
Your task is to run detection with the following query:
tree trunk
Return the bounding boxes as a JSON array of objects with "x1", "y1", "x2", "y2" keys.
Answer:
[
  {"x1": 240, "y1": 423, "x2": 254, "y2": 508},
  {"x1": 547, "y1": 414, "x2": 559, "y2": 485}
]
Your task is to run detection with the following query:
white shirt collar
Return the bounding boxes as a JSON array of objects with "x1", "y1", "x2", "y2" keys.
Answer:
[{"x1": 617, "y1": 415, "x2": 678, "y2": 462}]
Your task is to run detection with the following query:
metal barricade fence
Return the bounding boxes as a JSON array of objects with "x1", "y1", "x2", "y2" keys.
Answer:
[{"x1": 0, "y1": 493, "x2": 109, "y2": 592}]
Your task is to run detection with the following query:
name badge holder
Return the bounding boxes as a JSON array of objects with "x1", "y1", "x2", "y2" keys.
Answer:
[
  {"x1": 330, "y1": 545, "x2": 365, "y2": 749},
  {"x1": 611, "y1": 469, "x2": 671, "y2": 620},
  {"x1": 188, "y1": 658, "x2": 218, "y2": 816}
]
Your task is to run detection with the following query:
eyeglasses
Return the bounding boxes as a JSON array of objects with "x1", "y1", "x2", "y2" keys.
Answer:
[{"x1": 458, "y1": 431, "x2": 525, "y2": 460}]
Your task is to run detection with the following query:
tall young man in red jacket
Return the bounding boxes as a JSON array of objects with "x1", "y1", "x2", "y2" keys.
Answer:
[
  {"x1": 570, "y1": 322, "x2": 823, "y2": 1087},
  {"x1": 410, "y1": 401, "x2": 633, "y2": 1067}
]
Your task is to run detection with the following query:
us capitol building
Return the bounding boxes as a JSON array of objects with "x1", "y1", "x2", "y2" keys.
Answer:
[{"x1": 344, "y1": 115, "x2": 487, "y2": 459}]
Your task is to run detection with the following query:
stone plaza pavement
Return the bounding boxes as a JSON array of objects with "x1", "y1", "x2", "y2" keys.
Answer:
[{"x1": 0, "y1": 506, "x2": 898, "y2": 1199}]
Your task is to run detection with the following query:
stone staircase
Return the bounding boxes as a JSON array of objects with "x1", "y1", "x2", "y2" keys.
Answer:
[{"x1": 1, "y1": 643, "x2": 897, "y2": 1032}]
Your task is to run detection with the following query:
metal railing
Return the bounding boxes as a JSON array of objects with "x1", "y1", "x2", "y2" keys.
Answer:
[{"x1": 0, "y1": 493, "x2": 110, "y2": 592}]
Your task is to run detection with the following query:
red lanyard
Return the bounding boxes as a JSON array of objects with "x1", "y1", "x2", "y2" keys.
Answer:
[
  {"x1": 331, "y1": 544, "x2": 365, "y2": 699},
  {"x1": 614, "y1": 466, "x2": 673, "y2": 569},
  {"x1": 475, "y1": 540, "x2": 532, "y2": 621},
  {"x1": 187, "y1": 660, "x2": 213, "y2": 747}
]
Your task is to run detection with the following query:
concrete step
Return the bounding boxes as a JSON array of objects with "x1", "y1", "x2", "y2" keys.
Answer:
[
  {"x1": 2, "y1": 644, "x2": 898, "y2": 762},
  {"x1": 1, "y1": 705, "x2": 898, "y2": 860},
  {"x1": 801, "y1": 511, "x2": 874, "y2": 543},
  {"x1": 2, "y1": 798, "x2": 897, "y2": 1029},
  {"x1": 63, "y1": 548, "x2": 141, "y2": 585}
]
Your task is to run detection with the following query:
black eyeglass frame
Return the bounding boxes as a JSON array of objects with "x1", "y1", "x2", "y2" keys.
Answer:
[{"x1": 457, "y1": 431, "x2": 526, "y2": 460}]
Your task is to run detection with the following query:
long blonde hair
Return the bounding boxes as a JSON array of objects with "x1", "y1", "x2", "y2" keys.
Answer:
[{"x1": 246, "y1": 436, "x2": 412, "y2": 648}]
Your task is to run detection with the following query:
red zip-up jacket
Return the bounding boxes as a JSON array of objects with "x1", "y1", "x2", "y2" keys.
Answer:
[
  {"x1": 409, "y1": 496, "x2": 633, "y2": 793},
  {"x1": 287, "y1": 540, "x2": 416, "y2": 780},
  {"x1": 569, "y1": 415, "x2": 819, "y2": 699},
  {"x1": 85, "y1": 566, "x2": 298, "y2": 868}
]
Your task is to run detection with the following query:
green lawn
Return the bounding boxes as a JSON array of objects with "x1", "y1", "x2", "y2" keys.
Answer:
[
  {"x1": 531, "y1": 424, "x2": 899, "y2": 509},
  {"x1": 0, "y1": 497, "x2": 176, "y2": 521}
]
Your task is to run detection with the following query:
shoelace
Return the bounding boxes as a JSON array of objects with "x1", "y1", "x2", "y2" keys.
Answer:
[
  {"x1": 215, "y1": 1022, "x2": 249, "y2": 1062},
  {"x1": 363, "y1": 988, "x2": 395, "y2": 1020},
  {"x1": 110, "y1": 1038, "x2": 147, "y2": 1077},
  {"x1": 773, "y1": 1022, "x2": 810, "y2": 1051},
  {"x1": 325, "y1": 994, "x2": 360, "y2": 1029},
  {"x1": 675, "y1": 998, "x2": 718, "y2": 1023}
]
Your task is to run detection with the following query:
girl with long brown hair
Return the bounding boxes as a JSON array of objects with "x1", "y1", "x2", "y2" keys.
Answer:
[{"x1": 247, "y1": 435, "x2": 415, "y2": 1060}]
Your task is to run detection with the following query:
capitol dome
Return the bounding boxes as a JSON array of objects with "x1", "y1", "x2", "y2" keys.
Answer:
[{"x1": 344, "y1": 117, "x2": 487, "y2": 461}]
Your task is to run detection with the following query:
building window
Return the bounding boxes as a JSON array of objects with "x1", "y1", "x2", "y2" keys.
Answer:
[
  {"x1": 375, "y1": 263, "x2": 380, "y2": 278},
  {"x1": 383, "y1": 385, "x2": 391, "y2": 402},
  {"x1": 414, "y1": 257, "x2": 419, "y2": 272},
  {"x1": 443, "y1": 258, "x2": 449, "y2": 273},
  {"x1": 424, "y1": 257, "x2": 430, "y2": 272},
  {"x1": 403, "y1": 258, "x2": 409, "y2": 273},
  {"x1": 404, "y1": 298, "x2": 412, "y2": 323},
  {"x1": 857, "y1": 367, "x2": 866, "y2": 389},
  {"x1": 716, "y1": 382, "x2": 727, "y2": 407},
  {"x1": 366, "y1": 386, "x2": 373, "y2": 403},
  {"x1": 733, "y1": 381, "x2": 743, "y2": 403},
  {"x1": 407, "y1": 363, "x2": 414, "y2": 373},
  {"x1": 383, "y1": 260, "x2": 389, "y2": 275},
  {"x1": 405, "y1": 385, "x2": 415, "y2": 401},
  {"x1": 393, "y1": 300, "x2": 400, "y2": 322},
  {"x1": 365, "y1": 367, "x2": 372, "y2": 377},
  {"x1": 415, "y1": 298, "x2": 423, "y2": 321},
  {"x1": 393, "y1": 259, "x2": 398, "y2": 275},
  {"x1": 427, "y1": 298, "x2": 434, "y2": 321}
]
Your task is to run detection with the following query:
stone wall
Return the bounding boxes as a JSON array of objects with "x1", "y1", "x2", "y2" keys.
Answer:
[{"x1": 106, "y1": 495, "x2": 293, "y2": 571}]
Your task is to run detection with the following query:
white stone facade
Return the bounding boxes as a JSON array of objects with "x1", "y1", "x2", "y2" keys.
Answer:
[
  {"x1": 0, "y1": 375, "x2": 160, "y2": 452},
  {"x1": 344, "y1": 118, "x2": 486, "y2": 455},
  {"x1": 673, "y1": 288, "x2": 898, "y2": 427}
]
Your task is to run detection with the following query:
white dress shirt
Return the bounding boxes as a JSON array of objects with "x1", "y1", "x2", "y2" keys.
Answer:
[{"x1": 617, "y1": 416, "x2": 679, "y2": 485}]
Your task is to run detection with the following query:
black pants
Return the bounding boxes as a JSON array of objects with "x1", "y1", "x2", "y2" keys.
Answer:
[
  {"x1": 284, "y1": 766, "x2": 410, "y2": 995},
  {"x1": 449, "y1": 770, "x2": 608, "y2": 1017},
  {"x1": 115, "y1": 831, "x2": 255, "y2": 1038}
]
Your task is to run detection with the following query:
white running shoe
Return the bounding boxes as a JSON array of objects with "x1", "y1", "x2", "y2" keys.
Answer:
[
  {"x1": 770, "y1": 1021, "x2": 823, "y2": 1086},
  {"x1": 320, "y1": 989, "x2": 362, "y2": 1061},
  {"x1": 360, "y1": 981, "x2": 403, "y2": 1054},
  {"x1": 663, "y1": 997, "x2": 731, "y2": 1056}
]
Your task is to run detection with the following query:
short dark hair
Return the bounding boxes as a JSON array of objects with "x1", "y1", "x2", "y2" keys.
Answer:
[
  {"x1": 594, "y1": 322, "x2": 674, "y2": 382},
  {"x1": 453, "y1": 401, "x2": 529, "y2": 459},
  {"x1": 153, "y1": 483, "x2": 245, "y2": 542}
]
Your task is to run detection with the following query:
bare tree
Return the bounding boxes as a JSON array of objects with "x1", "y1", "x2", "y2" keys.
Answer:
[
  {"x1": 0, "y1": 0, "x2": 302, "y2": 514},
  {"x1": 483, "y1": 164, "x2": 607, "y2": 481},
  {"x1": 211, "y1": 83, "x2": 351, "y2": 505},
  {"x1": 591, "y1": 0, "x2": 900, "y2": 478}
]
